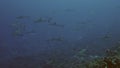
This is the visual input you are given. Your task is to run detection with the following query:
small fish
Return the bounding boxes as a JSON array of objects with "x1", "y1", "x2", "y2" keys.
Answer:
[
  {"x1": 89, "y1": 55, "x2": 100, "y2": 59},
  {"x1": 16, "y1": 16, "x2": 30, "y2": 19},
  {"x1": 102, "y1": 34, "x2": 112, "y2": 40},
  {"x1": 12, "y1": 30, "x2": 24, "y2": 37},
  {"x1": 47, "y1": 17, "x2": 53, "y2": 23},
  {"x1": 78, "y1": 49, "x2": 87, "y2": 55},
  {"x1": 11, "y1": 22, "x2": 26, "y2": 37},
  {"x1": 48, "y1": 22, "x2": 64, "y2": 27},
  {"x1": 34, "y1": 17, "x2": 47, "y2": 23}
]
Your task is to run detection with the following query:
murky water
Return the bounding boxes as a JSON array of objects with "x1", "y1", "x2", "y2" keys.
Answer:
[{"x1": 0, "y1": 0, "x2": 120, "y2": 67}]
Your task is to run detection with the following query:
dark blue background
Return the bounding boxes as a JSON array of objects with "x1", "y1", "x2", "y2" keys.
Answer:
[{"x1": 0, "y1": 0, "x2": 120, "y2": 65}]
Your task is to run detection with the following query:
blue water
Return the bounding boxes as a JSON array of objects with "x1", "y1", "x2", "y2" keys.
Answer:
[{"x1": 0, "y1": 0, "x2": 120, "y2": 67}]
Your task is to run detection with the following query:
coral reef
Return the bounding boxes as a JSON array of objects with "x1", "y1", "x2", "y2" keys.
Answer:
[
  {"x1": 4, "y1": 44, "x2": 120, "y2": 68},
  {"x1": 80, "y1": 45, "x2": 120, "y2": 68},
  {"x1": 53, "y1": 45, "x2": 120, "y2": 68}
]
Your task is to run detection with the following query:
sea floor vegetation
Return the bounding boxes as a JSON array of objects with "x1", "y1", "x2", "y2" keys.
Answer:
[{"x1": 2, "y1": 44, "x2": 120, "y2": 68}]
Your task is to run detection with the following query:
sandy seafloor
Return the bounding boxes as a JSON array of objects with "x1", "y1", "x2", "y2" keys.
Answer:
[{"x1": 0, "y1": 0, "x2": 120, "y2": 68}]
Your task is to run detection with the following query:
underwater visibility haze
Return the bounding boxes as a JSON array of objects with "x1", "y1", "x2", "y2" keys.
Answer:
[{"x1": 0, "y1": 0, "x2": 120, "y2": 68}]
